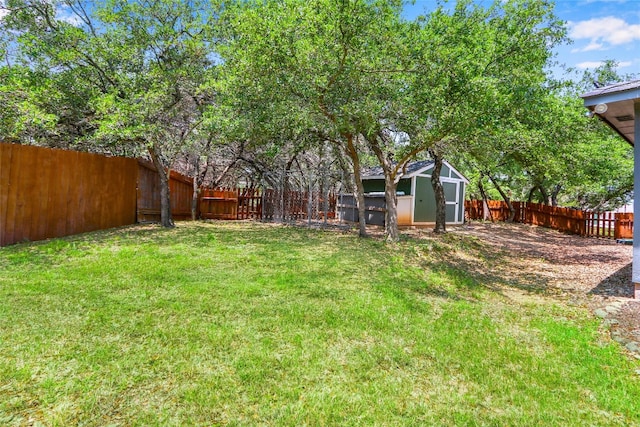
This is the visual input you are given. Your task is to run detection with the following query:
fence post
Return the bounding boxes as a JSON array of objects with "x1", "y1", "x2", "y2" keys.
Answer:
[
  {"x1": 308, "y1": 173, "x2": 313, "y2": 226},
  {"x1": 323, "y1": 171, "x2": 329, "y2": 225},
  {"x1": 236, "y1": 188, "x2": 240, "y2": 220},
  {"x1": 280, "y1": 166, "x2": 286, "y2": 223},
  {"x1": 261, "y1": 187, "x2": 266, "y2": 221}
]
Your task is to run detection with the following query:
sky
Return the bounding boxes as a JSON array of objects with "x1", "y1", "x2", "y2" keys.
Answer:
[
  {"x1": 1, "y1": 0, "x2": 638, "y2": 81},
  {"x1": 404, "y1": 0, "x2": 640, "y2": 81}
]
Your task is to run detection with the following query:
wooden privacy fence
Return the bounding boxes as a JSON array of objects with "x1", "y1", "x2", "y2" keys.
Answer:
[
  {"x1": 465, "y1": 200, "x2": 634, "y2": 240},
  {"x1": 521, "y1": 202, "x2": 587, "y2": 236},
  {"x1": 465, "y1": 199, "x2": 524, "y2": 222},
  {"x1": 1, "y1": 143, "x2": 200, "y2": 247},
  {"x1": 200, "y1": 188, "x2": 239, "y2": 220},
  {"x1": 1, "y1": 143, "x2": 339, "y2": 247},
  {"x1": 1, "y1": 143, "x2": 138, "y2": 247},
  {"x1": 614, "y1": 213, "x2": 634, "y2": 239},
  {"x1": 137, "y1": 159, "x2": 194, "y2": 222}
]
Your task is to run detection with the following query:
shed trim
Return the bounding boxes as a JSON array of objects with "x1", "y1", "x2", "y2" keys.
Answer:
[{"x1": 362, "y1": 160, "x2": 469, "y2": 184}]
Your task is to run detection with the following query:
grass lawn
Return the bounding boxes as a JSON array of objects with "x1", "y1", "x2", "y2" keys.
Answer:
[{"x1": 1, "y1": 222, "x2": 639, "y2": 426}]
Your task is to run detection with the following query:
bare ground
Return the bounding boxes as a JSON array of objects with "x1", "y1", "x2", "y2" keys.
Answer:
[{"x1": 447, "y1": 221, "x2": 640, "y2": 357}]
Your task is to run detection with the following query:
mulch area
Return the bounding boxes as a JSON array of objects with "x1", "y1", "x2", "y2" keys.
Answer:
[{"x1": 448, "y1": 221, "x2": 640, "y2": 357}]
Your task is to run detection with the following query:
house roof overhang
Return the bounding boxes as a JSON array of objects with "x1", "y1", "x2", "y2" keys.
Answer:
[{"x1": 581, "y1": 80, "x2": 640, "y2": 146}]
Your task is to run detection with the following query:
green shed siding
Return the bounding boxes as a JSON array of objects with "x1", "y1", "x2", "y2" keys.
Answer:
[
  {"x1": 414, "y1": 178, "x2": 464, "y2": 224},
  {"x1": 414, "y1": 176, "x2": 436, "y2": 222},
  {"x1": 446, "y1": 204, "x2": 456, "y2": 222},
  {"x1": 443, "y1": 181, "x2": 457, "y2": 200},
  {"x1": 362, "y1": 178, "x2": 412, "y2": 195}
]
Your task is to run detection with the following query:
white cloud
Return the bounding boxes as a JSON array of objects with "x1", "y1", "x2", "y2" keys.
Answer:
[
  {"x1": 575, "y1": 60, "x2": 633, "y2": 69},
  {"x1": 571, "y1": 41, "x2": 605, "y2": 53},
  {"x1": 569, "y1": 17, "x2": 640, "y2": 47},
  {"x1": 576, "y1": 61, "x2": 607, "y2": 69}
]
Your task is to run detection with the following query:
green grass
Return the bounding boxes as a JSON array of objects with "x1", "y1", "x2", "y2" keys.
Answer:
[{"x1": 0, "y1": 222, "x2": 639, "y2": 426}]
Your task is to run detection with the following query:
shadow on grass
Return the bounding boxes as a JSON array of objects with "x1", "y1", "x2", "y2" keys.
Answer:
[
  {"x1": 401, "y1": 222, "x2": 634, "y2": 302},
  {"x1": 403, "y1": 230, "x2": 551, "y2": 300},
  {"x1": 0, "y1": 220, "x2": 573, "y2": 304},
  {"x1": 588, "y1": 263, "x2": 633, "y2": 298}
]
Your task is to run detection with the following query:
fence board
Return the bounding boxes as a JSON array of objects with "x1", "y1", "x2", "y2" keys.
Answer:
[
  {"x1": 136, "y1": 160, "x2": 194, "y2": 222},
  {"x1": 615, "y1": 213, "x2": 633, "y2": 239},
  {"x1": 0, "y1": 144, "x2": 10, "y2": 246},
  {"x1": 35, "y1": 148, "x2": 53, "y2": 240},
  {"x1": 0, "y1": 143, "x2": 138, "y2": 247},
  {"x1": 200, "y1": 188, "x2": 238, "y2": 220},
  {"x1": 2, "y1": 144, "x2": 18, "y2": 245},
  {"x1": 65, "y1": 150, "x2": 80, "y2": 234},
  {"x1": 465, "y1": 199, "x2": 634, "y2": 239},
  {"x1": 56, "y1": 151, "x2": 73, "y2": 237},
  {"x1": 8, "y1": 144, "x2": 24, "y2": 244},
  {"x1": 169, "y1": 170, "x2": 194, "y2": 220}
]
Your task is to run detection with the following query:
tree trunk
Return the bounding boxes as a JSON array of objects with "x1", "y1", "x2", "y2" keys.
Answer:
[
  {"x1": 190, "y1": 153, "x2": 204, "y2": 222},
  {"x1": 430, "y1": 150, "x2": 446, "y2": 234},
  {"x1": 539, "y1": 185, "x2": 550, "y2": 206},
  {"x1": 478, "y1": 174, "x2": 493, "y2": 222},
  {"x1": 149, "y1": 144, "x2": 174, "y2": 228},
  {"x1": 384, "y1": 176, "x2": 399, "y2": 241},
  {"x1": 487, "y1": 173, "x2": 515, "y2": 222},
  {"x1": 191, "y1": 176, "x2": 199, "y2": 221},
  {"x1": 550, "y1": 184, "x2": 561, "y2": 207},
  {"x1": 526, "y1": 186, "x2": 537, "y2": 203},
  {"x1": 367, "y1": 131, "x2": 402, "y2": 242},
  {"x1": 346, "y1": 134, "x2": 368, "y2": 237}
]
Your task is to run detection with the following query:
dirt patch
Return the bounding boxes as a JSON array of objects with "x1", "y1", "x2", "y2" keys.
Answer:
[
  {"x1": 447, "y1": 222, "x2": 638, "y2": 356},
  {"x1": 451, "y1": 222, "x2": 633, "y2": 297}
]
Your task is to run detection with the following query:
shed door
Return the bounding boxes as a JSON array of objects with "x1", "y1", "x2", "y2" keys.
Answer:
[
  {"x1": 414, "y1": 176, "x2": 436, "y2": 222},
  {"x1": 444, "y1": 181, "x2": 459, "y2": 223},
  {"x1": 413, "y1": 177, "x2": 461, "y2": 223}
]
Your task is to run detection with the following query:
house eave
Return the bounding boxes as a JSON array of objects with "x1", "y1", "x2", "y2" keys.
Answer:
[
  {"x1": 581, "y1": 80, "x2": 640, "y2": 147},
  {"x1": 583, "y1": 88, "x2": 640, "y2": 107}
]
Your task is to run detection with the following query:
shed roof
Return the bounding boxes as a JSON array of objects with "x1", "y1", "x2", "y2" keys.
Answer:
[
  {"x1": 581, "y1": 79, "x2": 640, "y2": 146},
  {"x1": 362, "y1": 160, "x2": 469, "y2": 183}
]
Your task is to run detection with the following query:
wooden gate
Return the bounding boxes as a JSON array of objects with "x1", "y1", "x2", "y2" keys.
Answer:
[
  {"x1": 200, "y1": 188, "x2": 238, "y2": 220},
  {"x1": 615, "y1": 213, "x2": 633, "y2": 240}
]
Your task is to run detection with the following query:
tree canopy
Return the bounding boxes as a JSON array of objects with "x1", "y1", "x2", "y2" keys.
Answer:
[{"x1": 0, "y1": 0, "x2": 635, "y2": 234}]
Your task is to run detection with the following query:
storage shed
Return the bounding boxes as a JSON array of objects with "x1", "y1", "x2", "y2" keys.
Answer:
[{"x1": 353, "y1": 160, "x2": 469, "y2": 226}]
